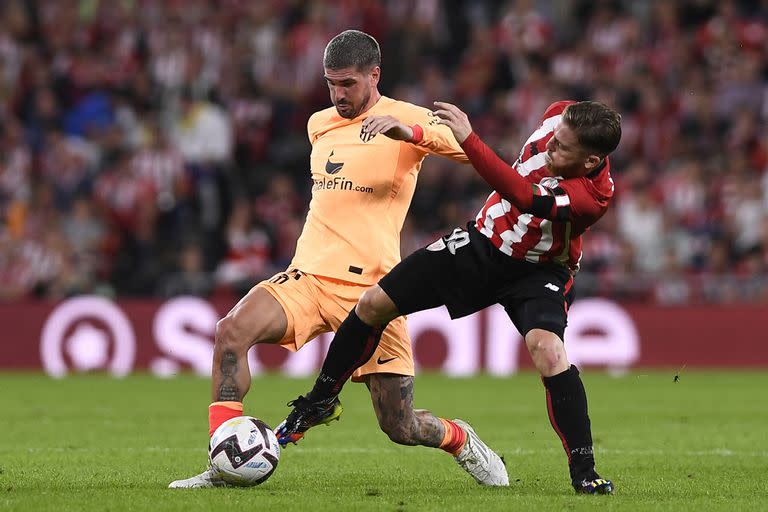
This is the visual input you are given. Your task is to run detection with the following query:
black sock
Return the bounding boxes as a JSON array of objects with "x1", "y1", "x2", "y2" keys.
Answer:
[
  {"x1": 541, "y1": 365, "x2": 596, "y2": 482},
  {"x1": 307, "y1": 309, "x2": 384, "y2": 401}
]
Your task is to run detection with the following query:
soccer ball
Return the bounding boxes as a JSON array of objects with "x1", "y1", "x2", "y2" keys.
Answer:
[{"x1": 208, "y1": 416, "x2": 280, "y2": 486}]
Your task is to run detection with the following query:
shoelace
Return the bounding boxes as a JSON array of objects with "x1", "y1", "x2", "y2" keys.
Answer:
[{"x1": 286, "y1": 395, "x2": 308, "y2": 408}]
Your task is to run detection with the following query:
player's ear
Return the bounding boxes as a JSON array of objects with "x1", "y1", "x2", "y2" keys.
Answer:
[
  {"x1": 369, "y1": 65, "x2": 381, "y2": 86},
  {"x1": 584, "y1": 154, "x2": 602, "y2": 170}
]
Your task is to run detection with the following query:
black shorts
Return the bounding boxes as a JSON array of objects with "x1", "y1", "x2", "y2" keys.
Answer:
[{"x1": 379, "y1": 223, "x2": 575, "y2": 340}]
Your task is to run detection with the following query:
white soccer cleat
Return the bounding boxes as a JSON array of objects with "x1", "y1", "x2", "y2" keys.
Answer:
[
  {"x1": 168, "y1": 467, "x2": 230, "y2": 488},
  {"x1": 453, "y1": 419, "x2": 509, "y2": 486}
]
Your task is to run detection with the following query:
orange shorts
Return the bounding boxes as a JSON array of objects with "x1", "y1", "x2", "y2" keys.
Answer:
[{"x1": 256, "y1": 269, "x2": 413, "y2": 381}]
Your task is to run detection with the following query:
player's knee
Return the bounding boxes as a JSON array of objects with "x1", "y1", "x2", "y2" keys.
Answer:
[
  {"x1": 525, "y1": 330, "x2": 567, "y2": 375},
  {"x1": 215, "y1": 316, "x2": 248, "y2": 352},
  {"x1": 356, "y1": 286, "x2": 397, "y2": 326}
]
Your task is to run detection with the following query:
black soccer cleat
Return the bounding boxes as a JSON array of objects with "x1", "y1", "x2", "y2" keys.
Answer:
[
  {"x1": 274, "y1": 395, "x2": 343, "y2": 447},
  {"x1": 573, "y1": 476, "x2": 614, "y2": 495}
]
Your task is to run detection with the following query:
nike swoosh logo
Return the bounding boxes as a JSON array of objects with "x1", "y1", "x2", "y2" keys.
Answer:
[
  {"x1": 376, "y1": 356, "x2": 397, "y2": 364},
  {"x1": 325, "y1": 151, "x2": 344, "y2": 174}
]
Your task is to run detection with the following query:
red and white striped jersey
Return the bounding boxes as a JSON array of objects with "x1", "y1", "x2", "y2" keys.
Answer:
[{"x1": 474, "y1": 101, "x2": 614, "y2": 273}]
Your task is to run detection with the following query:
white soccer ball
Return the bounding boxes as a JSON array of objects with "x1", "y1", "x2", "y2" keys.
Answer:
[{"x1": 208, "y1": 416, "x2": 280, "y2": 486}]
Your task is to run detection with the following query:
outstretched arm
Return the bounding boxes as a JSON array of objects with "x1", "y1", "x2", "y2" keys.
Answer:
[
  {"x1": 432, "y1": 101, "x2": 606, "y2": 222},
  {"x1": 431, "y1": 101, "x2": 535, "y2": 212}
]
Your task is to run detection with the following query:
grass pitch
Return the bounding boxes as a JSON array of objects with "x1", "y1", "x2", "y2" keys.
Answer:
[{"x1": 1, "y1": 371, "x2": 766, "y2": 511}]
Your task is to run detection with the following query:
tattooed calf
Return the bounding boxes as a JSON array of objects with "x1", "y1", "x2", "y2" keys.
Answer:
[{"x1": 217, "y1": 350, "x2": 240, "y2": 401}]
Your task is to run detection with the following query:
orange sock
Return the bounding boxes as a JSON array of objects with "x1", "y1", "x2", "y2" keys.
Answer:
[
  {"x1": 208, "y1": 401, "x2": 243, "y2": 436},
  {"x1": 438, "y1": 418, "x2": 468, "y2": 456}
]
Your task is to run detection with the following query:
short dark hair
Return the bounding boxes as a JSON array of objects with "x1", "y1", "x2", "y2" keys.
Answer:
[
  {"x1": 323, "y1": 30, "x2": 381, "y2": 71},
  {"x1": 563, "y1": 101, "x2": 622, "y2": 156}
]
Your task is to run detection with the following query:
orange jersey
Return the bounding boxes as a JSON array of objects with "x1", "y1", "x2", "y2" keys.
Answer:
[{"x1": 289, "y1": 96, "x2": 468, "y2": 285}]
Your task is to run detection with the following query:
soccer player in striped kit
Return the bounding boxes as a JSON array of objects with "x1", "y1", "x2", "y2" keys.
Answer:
[
  {"x1": 170, "y1": 30, "x2": 508, "y2": 489},
  {"x1": 278, "y1": 99, "x2": 621, "y2": 495}
]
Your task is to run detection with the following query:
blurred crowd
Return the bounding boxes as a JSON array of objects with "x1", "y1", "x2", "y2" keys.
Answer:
[{"x1": 1, "y1": 0, "x2": 768, "y2": 304}]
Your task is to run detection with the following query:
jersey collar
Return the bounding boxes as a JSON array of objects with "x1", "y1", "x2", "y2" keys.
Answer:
[{"x1": 586, "y1": 157, "x2": 608, "y2": 179}]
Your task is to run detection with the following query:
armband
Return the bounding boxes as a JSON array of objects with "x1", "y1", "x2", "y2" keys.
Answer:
[
  {"x1": 410, "y1": 124, "x2": 424, "y2": 144},
  {"x1": 530, "y1": 194, "x2": 555, "y2": 218}
]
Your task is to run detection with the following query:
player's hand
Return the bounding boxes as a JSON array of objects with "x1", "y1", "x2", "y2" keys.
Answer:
[
  {"x1": 361, "y1": 115, "x2": 414, "y2": 142},
  {"x1": 432, "y1": 101, "x2": 473, "y2": 144}
]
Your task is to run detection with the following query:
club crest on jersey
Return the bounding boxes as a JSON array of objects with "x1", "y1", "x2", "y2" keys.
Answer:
[
  {"x1": 359, "y1": 127, "x2": 376, "y2": 143},
  {"x1": 325, "y1": 151, "x2": 344, "y2": 174},
  {"x1": 539, "y1": 176, "x2": 562, "y2": 188}
]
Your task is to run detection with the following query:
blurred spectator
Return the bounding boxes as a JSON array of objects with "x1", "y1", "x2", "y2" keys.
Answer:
[
  {"x1": 172, "y1": 89, "x2": 232, "y2": 166},
  {"x1": 215, "y1": 198, "x2": 274, "y2": 295},
  {"x1": 132, "y1": 119, "x2": 191, "y2": 237},
  {"x1": 158, "y1": 242, "x2": 215, "y2": 298},
  {"x1": 252, "y1": 173, "x2": 303, "y2": 266},
  {"x1": 652, "y1": 249, "x2": 693, "y2": 305},
  {"x1": 39, "y1": 128, "x2": 97, "y2": 211},
  {"x1": 172, "y1": 88, "x2": 232, "y2": 261},
  {"x1": 617, "y1": 181, "x2": 666, "y2": 274},
  {"x1": 0, "y1": 117, "x2": 31, "y2": 236},
  {"x1": 93, "y1": 151, "x2": 155, "y2": 236},
  {"x1": 60, "y1": 195, "x2": 108, "y2": 287}
]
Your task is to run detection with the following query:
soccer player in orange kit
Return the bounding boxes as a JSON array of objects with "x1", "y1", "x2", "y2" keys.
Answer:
[{"x1": 169, "y1": 30, "x2": 508, "y2": 488}]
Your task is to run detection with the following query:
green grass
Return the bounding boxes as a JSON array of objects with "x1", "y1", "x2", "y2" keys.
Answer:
[{"x1": 1, "y1": 371, "x2": 767, "y2": 511}]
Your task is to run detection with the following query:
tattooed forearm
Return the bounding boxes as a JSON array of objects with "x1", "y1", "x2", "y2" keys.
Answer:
[{"x1": 217, "y1": 350, "x2": 240, "y2": 401}]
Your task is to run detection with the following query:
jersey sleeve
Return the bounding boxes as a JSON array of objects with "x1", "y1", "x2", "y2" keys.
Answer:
[{"x1": 399, "y1": 104, "x2": 469, "y2": 163}]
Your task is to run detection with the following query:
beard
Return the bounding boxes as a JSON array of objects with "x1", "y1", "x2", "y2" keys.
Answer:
[
  {"x1": 545, "y1": 154, "x2": 577, "y2": 178},
  {"x1": 545, "y1": 153, "x2": 555, "y2": 174},
  {"x1": 335, "y1": 90, "x2": 371, "y2": 119}
]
